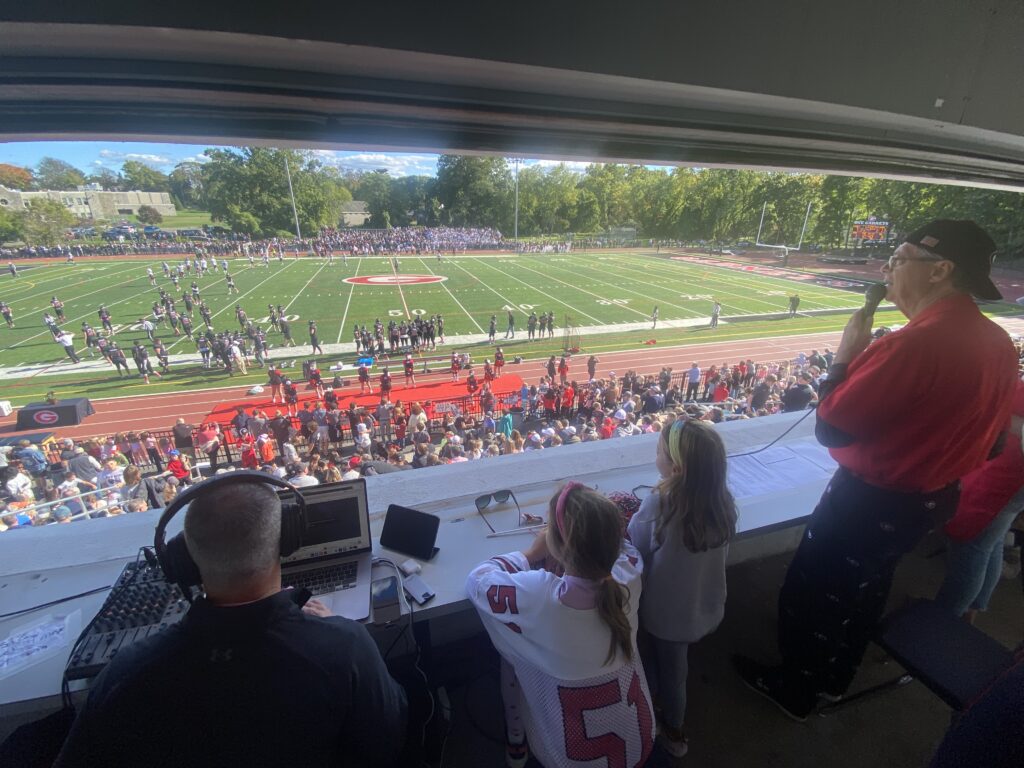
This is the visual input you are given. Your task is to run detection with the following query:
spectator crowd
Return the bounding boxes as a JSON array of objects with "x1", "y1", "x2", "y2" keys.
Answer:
[{"x1": 1, "y1": 348, "x2": 844, "y2": 532}]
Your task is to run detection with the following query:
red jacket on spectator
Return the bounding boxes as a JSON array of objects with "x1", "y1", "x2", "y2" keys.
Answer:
[
  {"x1": 240, "y1": 443, "x2": 259, "y2": 470},
  {"x1": 166, "y1": 457, "x2": 190, "y2": 481},
  {"x1": 561, "y1": 386, "x2": 575, "y2": 411}
]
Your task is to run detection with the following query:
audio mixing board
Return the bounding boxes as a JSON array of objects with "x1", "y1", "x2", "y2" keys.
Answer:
[{"x1": 66, "y1": 560, "x2": 191, "y2": 680}]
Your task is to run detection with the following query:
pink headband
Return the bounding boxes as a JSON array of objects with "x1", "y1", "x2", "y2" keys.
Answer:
[{"x1": 555, "y1": 481, "x2": 583, "y2": 538}]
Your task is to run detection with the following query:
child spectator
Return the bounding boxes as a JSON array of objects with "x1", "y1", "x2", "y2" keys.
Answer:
[
  {"x1": 626, "y1": 419, "x2": 737, "y2": 757},
  {"x1": 466, "y1": 483, "x2": 654, "y2": 768}
]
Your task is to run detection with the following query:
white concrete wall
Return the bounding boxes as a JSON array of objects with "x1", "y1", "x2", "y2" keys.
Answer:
[{"x1": 0, "y1": 411, "x2": 821, "y2": 577}]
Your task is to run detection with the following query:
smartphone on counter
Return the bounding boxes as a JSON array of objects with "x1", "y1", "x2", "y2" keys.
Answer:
[
  {"x1": 402, "y1": 574, "x2": 436, "y2": 606},
  {"x1": 371, "y1": 576, "x2": 402, "y2": 625}
]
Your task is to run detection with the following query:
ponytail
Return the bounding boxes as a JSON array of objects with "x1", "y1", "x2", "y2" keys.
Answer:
[
  {"x1": 549, "y1": 484, "x2": 634, "y2": 667},
  {"x1": 596, "y1": 577, "x2": 633, "y2": 665}
]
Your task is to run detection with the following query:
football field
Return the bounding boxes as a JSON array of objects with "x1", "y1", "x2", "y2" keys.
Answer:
[{"x1": 0, "y1": 250, "x2": 866, "y2": 371}]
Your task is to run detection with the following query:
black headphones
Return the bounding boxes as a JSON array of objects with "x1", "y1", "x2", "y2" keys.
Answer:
[{"x1": 154, "y1": 471, "x2": 307, "y2": 600}]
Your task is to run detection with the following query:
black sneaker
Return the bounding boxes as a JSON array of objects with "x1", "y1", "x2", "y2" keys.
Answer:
[{"x1": 732, "y1": 655, "x2": 813, "y2": 723}]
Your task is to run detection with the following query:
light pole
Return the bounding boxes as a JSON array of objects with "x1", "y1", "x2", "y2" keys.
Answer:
[
  {"x1": 284, "y1": 155, "x2": 302, "y2": 240},
  {"x1": 514, "y1": 157, "x2": 520, "y2": 252}
]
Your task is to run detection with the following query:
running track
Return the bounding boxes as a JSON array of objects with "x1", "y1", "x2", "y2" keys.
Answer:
[{"x1": 0, "y1": 330, "x2": 847, "y2": 440}]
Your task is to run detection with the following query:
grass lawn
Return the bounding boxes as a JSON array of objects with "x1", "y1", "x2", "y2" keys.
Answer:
[
  {"x1": 1, "y1": 250, "x2": 1018, "y2": 406},
  {"x1": 123, "y1": 208, "x2": 213, "y2": 230}
]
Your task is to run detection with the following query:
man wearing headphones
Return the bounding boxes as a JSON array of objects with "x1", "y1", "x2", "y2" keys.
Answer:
[{"x1": 56, "y1": 477, "x2": 408, "y2": 767}]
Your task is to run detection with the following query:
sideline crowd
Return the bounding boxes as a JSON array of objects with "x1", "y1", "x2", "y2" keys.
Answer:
[{"x1": 1, "y1": 349, "x2": 843, "y2": 531}]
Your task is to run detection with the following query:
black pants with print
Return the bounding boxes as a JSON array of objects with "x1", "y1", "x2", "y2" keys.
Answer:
[{"x1": 778, "y1": 467, "x2": 959, "y2": 706}]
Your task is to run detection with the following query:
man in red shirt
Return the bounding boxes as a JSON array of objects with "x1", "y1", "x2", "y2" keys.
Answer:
[{"x1": 735, "y1": 220, "x2": 1018, "y2": 720}]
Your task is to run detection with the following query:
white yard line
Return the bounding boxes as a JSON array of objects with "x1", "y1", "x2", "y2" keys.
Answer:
[
  {"x1": 8, "y1": 265, "x2": 188, "y2": 351},
  {"x1": 416, "y1": 257, "x2": 485, "y2": 333},
  {"x1": 4, "y1": 265, "x2": 85, "y2": 304},
  {"x1": 469, "y1": 258, "x2": 608, "y2": 324},
  {"x1": 283, "y1": 261, "x2": 330, "y2": 313},
  {"x1": 511, "y1": 258, "x2": 651, "y2": 320},
  {"x1": 388, "y1": 258, "x2": 411, "y2": 319},
  {"x1": 531, "y1": 256, "x2": 705, "y2": 318},
  {"x1": 163, "y1": 263, "x2": 283, "y2": 351},
  {"x1": 337, "y1": 257, "x2": 361, "y2": 343},
  {"x1": 648, "y1": 253, "x2": 862, "y2": 310},
  {"x1": 607, "y1": 255, "x2": 803, "y2": 315},
  {"x1": 9, "y1": 262, "x2": 156, "y2": 316}
]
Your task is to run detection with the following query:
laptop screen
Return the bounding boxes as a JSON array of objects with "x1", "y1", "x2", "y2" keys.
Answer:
[{"x1": 279, "y1": 480, "x2": 371, "y2": 564}]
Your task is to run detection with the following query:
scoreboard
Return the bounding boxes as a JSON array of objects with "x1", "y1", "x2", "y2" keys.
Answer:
[{"x1": 850, "y1": 219, "x2": 890, "y2": 242}]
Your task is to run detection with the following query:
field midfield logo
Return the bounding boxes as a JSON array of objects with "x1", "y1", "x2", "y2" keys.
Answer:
[{"x1": 344, "y1": 275, "x2": 447, "y2": 286}]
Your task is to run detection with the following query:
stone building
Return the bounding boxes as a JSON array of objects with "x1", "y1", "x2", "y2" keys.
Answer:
[
  {"x1": 0, "y1": 185, "x2": 176, "y2": 220},
  {"x1": 339, "y1": 200, "x2": 370, "y2": 227}
]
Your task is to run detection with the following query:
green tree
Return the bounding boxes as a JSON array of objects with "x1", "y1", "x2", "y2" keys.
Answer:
[
  {"x1": 136, "y1": 205, "x2": 163, "y2": 225},
  {"x1": 85, "y1": 168, "x2": 123, "y2": 191},
  {"x1": 754, "y1": 173, "x2": 822, "y2": 246},
  {"x1": 168, "y1": 161, "x2": 207, "y2": 208},
  {"x1": 811, "y1": 176, "x2": 866, "y2": 247},
  {"x1": 0, "y1": 163, "x2": 33, "y2": 190},
  {"x1": 358, "y1": 170, "x2": 393, "y2": 228},
  {"x1": 435, "y1": 155, "x2": 512, "y2": 231},
  {"x1": 388, "y1": 175, "x2": 437, "y2": 226},
  {"x1": 34, "y1": 158, "x2": 86, "y2": 191},
  {"x1": 679, "y1": 169, "x2": 761, "y2": 242},
  {"x1": 0, "y1": 206, "x2": 23, "y2": 242},
  {"x1": 627, "y1": 167, "x2": 687, "y2": 238},
  {"x1": 579, "y1": 163, "x2": 633, "y2": 230},
  {"x1": 19, "y1": 199, "x2": 76, "y2": 246},
  {"x1": 121, "y1": 161, "x2": 170, "y2": 192},
  {"x1": 203, "y1": 148, "x2": 350, "y2": 236}
]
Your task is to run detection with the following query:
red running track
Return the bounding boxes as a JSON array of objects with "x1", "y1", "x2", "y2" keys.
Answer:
[{"x1": 0, "y1": 330, "x2": 842, "y2": 440}]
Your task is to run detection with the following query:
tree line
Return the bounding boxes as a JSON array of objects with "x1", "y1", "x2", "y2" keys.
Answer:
[{"x1": 3, "y1": 151, "x2": 1024, "y2": 255}]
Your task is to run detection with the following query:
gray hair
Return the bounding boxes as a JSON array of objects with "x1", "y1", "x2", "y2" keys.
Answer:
[{"x1": 184, "y1": 482, "x2": 282, "y2": 590}]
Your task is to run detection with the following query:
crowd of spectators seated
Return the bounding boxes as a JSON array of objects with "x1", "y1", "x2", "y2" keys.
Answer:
[
  {"x1": 0, "y1": 227, "x2": 626, "y2": 262},
  {"x1": 0, "y1": 437, "x2": 188, "y2": 531},
  {"x1": 0, "y1": 349, "x2": 845, "y2": 532},
  {"x1": 316, "y1": 226, "x2": 504, "y2": 254}
]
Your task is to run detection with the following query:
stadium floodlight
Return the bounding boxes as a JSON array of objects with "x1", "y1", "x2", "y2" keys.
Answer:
[{"x1": 755, "y1": 201, "x2": 813, "y2": 263}]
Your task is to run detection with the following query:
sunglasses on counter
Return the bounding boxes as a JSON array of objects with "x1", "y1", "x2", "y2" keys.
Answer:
[{"x1": 475, "y1": 490, "x2": 542, "y2": 533}]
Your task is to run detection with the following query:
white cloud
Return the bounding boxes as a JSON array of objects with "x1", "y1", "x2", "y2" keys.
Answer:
[
  {"x1": 520, "y1": 159, "x2": 592, "y2": 173},
  {"x1": 91, "y1": 149, "x2": 177, "y2": 169},
  {"x1": 319, "y1": 152, "x2": 438, "y2": 177}
]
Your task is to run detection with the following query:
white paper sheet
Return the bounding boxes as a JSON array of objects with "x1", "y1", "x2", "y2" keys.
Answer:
[
  {"x1": 0, "y1": 611, "x2": 81, "y2": 679},
  {"x1": 727, "y1": 440, "x2": 836, "y2": 501}
]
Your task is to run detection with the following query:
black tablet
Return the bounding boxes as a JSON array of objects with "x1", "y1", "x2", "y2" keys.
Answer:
[{"x1": 380, "y1": 504, "x2": 441, "y2": 561}]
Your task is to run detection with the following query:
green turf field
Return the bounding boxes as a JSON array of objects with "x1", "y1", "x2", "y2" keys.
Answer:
[
  {"x1": 1, "y1": 250, "x2": 1013, "y2": 406},
  {"x1": 0, "y1": 250, "x2": 864, "y2": 359}
]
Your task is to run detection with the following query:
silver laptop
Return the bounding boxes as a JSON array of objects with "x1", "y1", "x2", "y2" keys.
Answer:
[{"x1": 278, "y1": 480, "x2": 373, "y2": 621}]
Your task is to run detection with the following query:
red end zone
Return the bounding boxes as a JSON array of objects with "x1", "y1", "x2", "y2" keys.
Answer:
[{"x1": 344, "y1": 275, "x2": 447, "y2": 285}]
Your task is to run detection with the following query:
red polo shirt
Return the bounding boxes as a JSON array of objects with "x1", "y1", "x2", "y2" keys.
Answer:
[{"x1": 817, "y1": 293, "x2": 1017, "y2": 492}]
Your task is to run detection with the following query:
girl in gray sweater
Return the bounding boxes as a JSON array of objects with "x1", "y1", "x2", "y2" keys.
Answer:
[{"x1": 627, "y1": 418, "x2": 737, "y2": 758}]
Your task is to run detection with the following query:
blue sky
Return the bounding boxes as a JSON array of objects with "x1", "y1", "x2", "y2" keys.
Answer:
[{"x1": 0, "y1": 141, "x2": 604, "y2": 178}]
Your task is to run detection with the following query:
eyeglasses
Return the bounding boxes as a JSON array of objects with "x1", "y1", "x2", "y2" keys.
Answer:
[
  {"x1": 475, "y1": 490, "x2": 541, "y2": 532},
  {"x1": 885, "y1": 254, "x2": 946, "y2": 269},
  {"x1": 632, "y1": 484, "x2": 654, "y2": 500}
]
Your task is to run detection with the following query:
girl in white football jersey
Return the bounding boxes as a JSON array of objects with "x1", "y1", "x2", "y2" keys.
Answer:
[
  {"x1": 627, "y1": 418, "x2": 736, "y2": 757},
  {"x1": 467, "y1": 484, "x2": 655, "y2": 768}
]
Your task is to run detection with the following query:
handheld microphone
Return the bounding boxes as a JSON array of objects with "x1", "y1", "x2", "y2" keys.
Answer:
[{"x1": 863, "y1": 283, "x2": 888, "y2": 316}]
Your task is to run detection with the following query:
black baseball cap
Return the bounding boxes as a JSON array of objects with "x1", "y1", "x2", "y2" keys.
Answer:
[{"x1": 902, "y1": 219, "x2": 1001, "y2": 300}]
